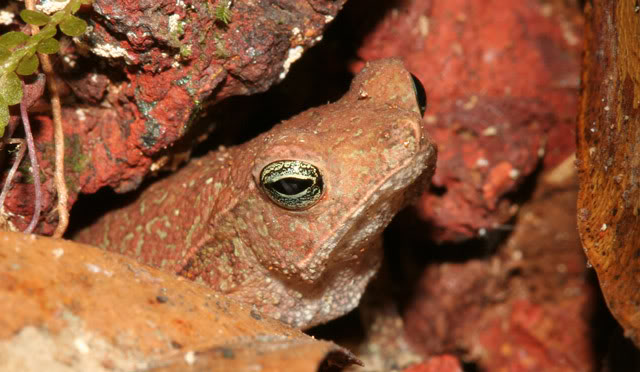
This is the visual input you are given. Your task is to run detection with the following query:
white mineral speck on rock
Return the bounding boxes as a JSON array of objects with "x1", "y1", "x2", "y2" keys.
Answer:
[
  {"x1": 512, "y1": 250, "x2": 523, "y2": 260},
  {"x1": 279, "y1": 46, "x2": 304, "y2": 80},
  {"x1": 75, "y1": 108, "x2": 87, "y2": 121},
  {"x1": 91, "y1": 42, "x2": 130, "y2": 59},
  {"x1": 476, "y1": 158, "x2": 489, "y2": 167},
  {"x1": 62, "y1": 54, "x2": 77, "y2": 68},
  {"x1": 168, "y1": 14, "x2": 181, "y2": 34},
  {"x1": 52, "y1": 248, "x2": 64, "y2": 259},
  {"x1": 73, "y1": 338, "x2": 90, "y2": 354},
  {"x1": 0, "y1": 10, "x2": 14, "y2": 25},
  {"x1": 482, "y1": 126, "x2": 498, "y2": 136},
  {"x1": 85, "y1": 263, "x2": 101, "y2": 273},
  {"x1": 36, "y1": 0, "x2": 70, "y2": 14},
  {"x1": 184, "y1": 351, "x2": 196, "y2": 365}
]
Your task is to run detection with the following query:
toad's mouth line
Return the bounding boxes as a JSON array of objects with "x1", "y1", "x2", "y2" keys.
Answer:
[{"x1": 295, "y1": 141, "x2": 434, "y2": 277}]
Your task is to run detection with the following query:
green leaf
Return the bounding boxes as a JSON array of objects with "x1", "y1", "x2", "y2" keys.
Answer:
[
  {"x1": 70, "y1": 2, "x2": 81, "y2": 13},
  {"x1": 0, "y1": 98, "x2": 8, "y2": 135},
  {"x1": 39, "y1": 25, "x2": 57, "y2": 39},
  {"x1": 16, "y1": 54, "x2": 39, "y2": 76},
  {"x1": 36, "y1": 38, "x2": 60, "y2": 54},
  {"x1": 0, "y1": 46, "x2": 9, "y2": 62},
  {"x1": 0, "y1": 72, "x2": 23, "y2": 105},
  {"x1": 20, "y1": 9, "x2": 50, "y2": 26},
  {"x1": 60, "y1": 15, "x2": 87, "y2": 37},
  {"x1": 0, "y1": 31, "x2": 29, "y2": 49},
  {"x1": 50, "y1": 12, "x2": 65, "y2": 24}
]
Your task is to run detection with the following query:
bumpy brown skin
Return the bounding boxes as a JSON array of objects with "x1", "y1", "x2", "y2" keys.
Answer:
[{"x1": 75, "y1": 59, "x2": 437, "y2": 329}]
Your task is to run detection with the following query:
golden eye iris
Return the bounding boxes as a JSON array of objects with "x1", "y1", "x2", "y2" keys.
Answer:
[{"x1": 259, "y1": 160, "x2": 324, "y2": 210}]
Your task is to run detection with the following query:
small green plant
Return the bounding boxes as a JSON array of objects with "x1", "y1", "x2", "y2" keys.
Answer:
[
  {"x1": 214, "y1": 0, "x2": 232, "y2": 25},
  {"x1": 214, "y1": 33, "x2": 229, "y2": 58},
  {"x1": 0, "y1": 0, "x2": 90, "y2": 134}
]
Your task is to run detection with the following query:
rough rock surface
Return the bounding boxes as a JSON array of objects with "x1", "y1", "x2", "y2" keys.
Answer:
[
  {"x1": 1, "y1": 0, "x2": 346, "y2": 233},
  {"x1": 403, "y1": 165, "x2": 598, "y2": 371},
  {"x1": 350, "y1": 0, "x2": 582, "y2": 241},
  {"x1": 402, "y1": 355, "x2": 462, "y2": 372},
  {"x1": 0, "y1": 232, "x2": 359, "y2": 371}
]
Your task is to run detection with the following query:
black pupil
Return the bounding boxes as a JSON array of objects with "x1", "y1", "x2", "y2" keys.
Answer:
[
  {"x1": 410, "y1": 73, "x2": 427, "y2": 117},
  {"x1": 269, "y1": 178, "x2": 313, "y2": 195}
]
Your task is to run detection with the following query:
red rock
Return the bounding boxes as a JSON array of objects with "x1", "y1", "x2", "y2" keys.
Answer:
[
  {"x1": 403, "y1": 355, "x2": 463, "y2": 372},
  {"x1": 2, "y1": 0, "x2": 347, "y2": 233},
  {"x1": 403, "y1": 173, "x2": 598, "y2": 371},
  {"x1": 352, "y1": 0, "x2": 582, "y2": 241},
  {"x1": 476, "y1": 298, "x2": 594, "y2": 372}
]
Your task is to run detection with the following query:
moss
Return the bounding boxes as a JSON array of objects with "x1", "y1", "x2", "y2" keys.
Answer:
[
  {"x1": 179, "y1": 43, "x2": 192, "y2": 58},
  {"x1": 214, "y1": 1, "x2": 232, "y2": 25},
  {"x1": 17, "y1": 162, "x2": 34, "y2": 184},
  {"x1": 17, "y1": 159, "x2": 46, "y2": 185},
  {"x1": 64, "y1": 134, "x2": 89, "y2": 174},
  {"x1": 198, "y1": 31, "x2": 207, "y2": 44},
  {"x1": 214, "y1": 32, "x2": 229, "y2": 59},
  {"x1": 167, "y1": 13, "x2": 192, "y2": 58}
]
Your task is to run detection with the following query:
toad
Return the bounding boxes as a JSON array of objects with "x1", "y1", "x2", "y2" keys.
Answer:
[{"x1": 74, "y1": 58, "x2": 437, "y2": 328}]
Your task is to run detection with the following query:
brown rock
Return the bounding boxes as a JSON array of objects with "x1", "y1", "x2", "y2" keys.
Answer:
[
  {"x1": 576, "y1": 0, "x2": 640, "y2": 348},
  {"x1": 0, "y1": 232, "x2": 358, "y2": 371}
]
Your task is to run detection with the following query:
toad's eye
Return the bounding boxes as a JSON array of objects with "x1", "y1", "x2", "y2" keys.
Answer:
[
  {"x1": 260, "y1": 160, "x2": 324, "y2": 210},
  {"x1": 410, "y1": 73, "x2": 427, "y2": 117}
]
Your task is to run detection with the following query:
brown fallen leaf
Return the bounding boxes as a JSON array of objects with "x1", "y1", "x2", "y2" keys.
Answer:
[{"x1": 0, "y1": 232, "x2": 359, "y2": 371}]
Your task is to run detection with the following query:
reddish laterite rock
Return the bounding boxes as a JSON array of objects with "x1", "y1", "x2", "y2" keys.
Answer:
[
  {"x1": 403, "y1": 355, "x2": 463, "y2": 372},
  {"x1": 351, "y1": 0, "x2": 582, "y2": 241},
  {"x1": 2, "y1": 0, "x2": 346, "y2": 233},
  {"x1": 403, "y1": 169, "x2": 598, "y2": 371}
]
